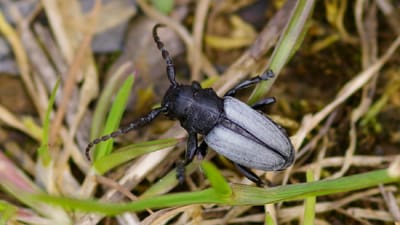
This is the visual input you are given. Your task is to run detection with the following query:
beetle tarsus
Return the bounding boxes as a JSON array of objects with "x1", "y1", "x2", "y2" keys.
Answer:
[{"x1": 224, "y1": 69, "x2": 275, "y2": 97}]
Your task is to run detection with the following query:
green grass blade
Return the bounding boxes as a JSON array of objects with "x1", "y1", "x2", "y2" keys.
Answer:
[
  {"x1": 90, "y1": 70, "x2": 131, "y2": 140},
  {"x1": 37, "y1": 78, "x2": 60, "y2": 165},
  {"x1": 151, "y1": 0, "x2": 174, "y2": 14},
  {"x1": 248, "y1": 0, "x2": 316, "y2": 104},
  {"x1": 31, "y1": 188, "x2": 222, "y2": 215},
  {"x1": 94, "y1": 138, "x2": 178, "y2": 174},
  {"x1": 303, "y1": 169, "x2": 316, "y2": 225},
  {"x1": 0, "y1": 200, "x2": 17, "y2": 225},
  {"x1": 30, "y1": 168, "x2": 398, "y2": 215},
  {"x1": 141, "y1": 162, "x2": 199, "y2": 198},
  {"x1": 201, "y1": 161, "x2": 231, "y2": 196},
  {"x1": 93, "y1": 75, "x2": 135, "y2": 161},
  {"x1": 265, "y1": 212, "x2": 276, "y2": 225},
  {"x1": 230, "y1": 169, "x2": 398, "y2": 205}
]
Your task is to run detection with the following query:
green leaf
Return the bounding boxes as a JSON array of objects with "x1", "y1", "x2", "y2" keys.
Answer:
[
  {"x1": 38, "y1": 78, "x2": 60, "y2": 165},
  {"x1": 303, "y1": 169, "x2": 316, "y2": 225},
  {"x1": 201, "y1": 161, "x2": 232, "y2": 196},
  {"x1": 30, "y1": 169, "x2": 399, "y2": 215},
  {"x1": 93, "y1": 75, "x2": 135, "y2": 161},
  {"x1": 151, "y1": 0, "x2": 174, "y2": 14},
  {"x1": 248, "y1": 0, "x2": 316, "y2": 104},
  {"x1": 90, "y1": 68, "x2": 130, "y2": 140},
  {"x1": 94, "y1": 138, "x2": 178, "y2": 174},
  {"x1": 0, "y1": 200, "x2": 17, "y2": 225}
]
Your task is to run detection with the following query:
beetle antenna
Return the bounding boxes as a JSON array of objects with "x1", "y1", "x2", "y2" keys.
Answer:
[
  {"x1": 152, "y1": 24, "x2": 178, "y2": 87},
  {"x1": 85, "y1": 107, "x2": 165, "y2": 161}
]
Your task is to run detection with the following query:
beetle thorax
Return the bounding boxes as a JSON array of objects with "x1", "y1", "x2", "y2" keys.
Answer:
[{"x1": 162, "y1": 84, "x2": 224, "y2": 135}]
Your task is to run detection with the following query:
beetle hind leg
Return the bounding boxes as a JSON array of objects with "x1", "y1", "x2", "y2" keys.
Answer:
[{"x1": 234, "y1": 163, "x2": 266, "y2": 187}]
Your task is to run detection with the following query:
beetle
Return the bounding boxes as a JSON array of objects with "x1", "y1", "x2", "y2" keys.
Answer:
[{"x1": 85, "y1": 24, "x2": 295, "y2": 186}]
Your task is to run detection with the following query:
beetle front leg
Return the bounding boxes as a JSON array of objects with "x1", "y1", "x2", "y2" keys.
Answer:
[
  {"x1": 234, "y1": 163, "x2": 265, "y2": 187},
  {"x1": 176, "y1": 133, "x2": 198, "y2": 184},
  {"x1": 185, "y1": 133, "x2": 198, "y2": 163},
  {"x1": 224, "y1": 70, "x2": 274, "y2": 97}
]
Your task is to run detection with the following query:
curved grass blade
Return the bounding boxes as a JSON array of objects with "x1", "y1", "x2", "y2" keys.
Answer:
[
  {"x1": 94, "y1": 138, "x2": 178, "y2": 174},
  {"x1": 90, "y1": 68, "x2": 132, "y2": 140},
  {"x1": 93, "y1": 75, "x2": 135, "y2": 161},
  {"x1": 30, "y1": 167, "x2": 399, "y2": 215},
  {"x1": 38, "y1": 78, "x2": 60, "y2": 165},
  {"x1": 248, "y1": 0, "x2": 316, "y2": 104}
]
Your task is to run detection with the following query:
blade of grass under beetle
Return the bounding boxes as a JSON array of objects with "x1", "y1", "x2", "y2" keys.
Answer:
[
  {"x1": 38, "y1": 78, "x2": 60, "y2": 166},
  {"x1": 30, "y1": 188, "x2": 223, "y2": 215},
  {"x1": 248, "y1": 0, "x2": 315, "y2": 104},
  {"x1": 94, "y1": 138, "x2": 178, "y2": 174},
  {"x1": 30, "y1": 167, "x2": 398, "y2": 215},
  {"x1": 93, "y1": 75, "x2": 135, "y2": 161},
  {"x1": 140, "y1": 161, "x2": 201, "y2": 198}
]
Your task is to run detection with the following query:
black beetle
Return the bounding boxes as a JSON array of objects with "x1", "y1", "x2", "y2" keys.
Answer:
[{"x1": 86, "y1": 24, "x2": 294, "y2": 186}]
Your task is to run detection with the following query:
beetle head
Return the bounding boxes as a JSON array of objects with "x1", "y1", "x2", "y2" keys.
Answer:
[{"x1": 161, "y1": 83, "x2": 197, "y2": 120}]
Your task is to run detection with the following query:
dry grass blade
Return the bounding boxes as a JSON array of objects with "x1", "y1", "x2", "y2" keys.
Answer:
[
  {"x1": 0, "y1": 105, "x2": 41, "y2": 140},
  {"x1": 379, "y1": 184, "x2": 400, "y2": 221}
]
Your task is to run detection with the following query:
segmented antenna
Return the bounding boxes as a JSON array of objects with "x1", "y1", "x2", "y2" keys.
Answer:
[
  {"x1": 85, "y1": 107, "x2": 164, "y2": 161},
  {"x1": 152, "y1": 24, "x2": 178, "y2": 87}
]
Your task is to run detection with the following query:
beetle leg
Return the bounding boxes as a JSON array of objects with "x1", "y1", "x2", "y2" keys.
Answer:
[
  {"x1": 224, "y1": 70, "x2": 274, "y2": 97},
  {"x1": 185, "y1": 133, "x2": 198, "y2": 163},
  {"x1": 234, "y1": 163, "x2": 265, "y2": 187},
  {"x1": 197, "y1": 141, "x2": 208, "y2": 159},
  {"x1": 251, "y1": 97, "x2": 276, "y2": 110},
  {"x1": 176, "y1": 133, "x2": 198, "y2": 184}
]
